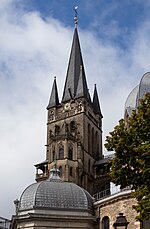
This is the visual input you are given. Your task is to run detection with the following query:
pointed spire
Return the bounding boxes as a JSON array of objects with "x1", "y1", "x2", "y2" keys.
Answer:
[
  {"x1": 93, "y1": 84, "x2": 103, "y2": 116},
  {"x1": 62, "y1": 28, "x2": 89, "y2": 102},
  {"x1": 47, "y1": 77, "x2": 59, "y2": 109},
  {"x1": 75, "y1": 65, "x2": 89, "y2": 100}
]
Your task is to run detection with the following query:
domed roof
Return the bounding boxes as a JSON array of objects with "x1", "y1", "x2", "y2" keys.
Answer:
[
  {"x1": 125, "y1": 85, "x2": 139, "y2": 116},
  {"x1": 136, "y1": 72, "x2": 150, "y2": 106},
  {"x1": 18, "y1": 168, "x2": 93, "y2": 213},
  {"x1": 125, "y1": 72, "x2": 150, "y2": 116}
]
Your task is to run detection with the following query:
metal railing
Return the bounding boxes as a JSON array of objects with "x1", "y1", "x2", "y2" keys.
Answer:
[
  {"x1": 0, "y1": 217, "x2": 11, "y2": 229},
  {"x1": 93, "y1": 184, "x2": 131, "y2": 201}
]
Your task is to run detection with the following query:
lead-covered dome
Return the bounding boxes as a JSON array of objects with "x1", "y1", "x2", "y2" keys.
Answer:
[
  {"x1": 18, "y1": 168, "x2": 93, "y2": 213},
  {"x1": 125, "y1": 72, "x2": 150, "y2": 116}
]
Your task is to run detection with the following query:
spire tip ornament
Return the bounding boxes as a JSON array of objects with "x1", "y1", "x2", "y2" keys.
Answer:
[{"x1": 74, "y1": 6, "x2": 78, "y2": 27}]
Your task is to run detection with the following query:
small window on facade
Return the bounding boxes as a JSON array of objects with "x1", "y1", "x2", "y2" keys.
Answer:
[
  {"x1": 59, "y1": 144, "x2": 64, "y2": 159},
  {"x1": 52, "y1": 151, "x2": 55, "y2": 161},
  {"x1": 68, "y1": 145, "x2": 73, "y2": 160},
  {"x1": 70, "y1": 167, "x2": 73, "y2": 176},
  {"x1": 59, "y1": 166, "x2": 62, "y2": 177},
  {"x1": 55, "y1": 125, "x2": 60, "y2": 135},
  {"x1": 102, "y1": 216, "x2": 110, "y2": 229},
  {"x1": 70, "y1": 121, "x2": 76, "y2": 132}
]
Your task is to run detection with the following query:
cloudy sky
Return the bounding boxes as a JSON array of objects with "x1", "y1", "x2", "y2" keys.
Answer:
[{"x1": 1, "y1": 0, "x2": 150, "y2": 219}]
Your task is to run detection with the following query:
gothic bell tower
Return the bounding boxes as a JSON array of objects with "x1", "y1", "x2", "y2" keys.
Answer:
[{"x1": 35, "y1": 24, "x2": 103, "y2": 195}]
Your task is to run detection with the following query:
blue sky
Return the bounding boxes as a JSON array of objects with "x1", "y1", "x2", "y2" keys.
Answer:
[
  {"x1": 18, "y1": 0, "x2": 150, "y2": 48},
  {"x1": 0, "y1": 0, "x2": 150, "y2": 219}
]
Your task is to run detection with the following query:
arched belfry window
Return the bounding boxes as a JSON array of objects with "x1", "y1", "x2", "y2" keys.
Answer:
[
  {"x1": 59, "y1": 144, "x2": 64, "y2": 159},
  {"x1": 102, "y1": 216, "x2": 110, "y2": 229},
  {"x1": 68, "y1": 145, "x2": 73, "y2": 160}
]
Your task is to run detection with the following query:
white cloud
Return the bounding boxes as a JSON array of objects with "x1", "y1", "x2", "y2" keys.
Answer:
[{"x1": 0, "y1": 1, "x2": 150, "y2": 219}]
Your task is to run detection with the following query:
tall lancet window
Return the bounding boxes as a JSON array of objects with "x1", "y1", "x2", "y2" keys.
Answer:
[
  {"x1": 52, "y1": 150, "x2": 55, "y2": 161},
  {"x1": 88, "y1": 159, "x2": 91, "y2": 173},
  {"x1": 59, "y1": 143, "x2": 64, "y2": 159},
  {"x1": 95, "y1": 131, "x2": 98, "y2": 158},
  {"x1": 88, "y1": 124, "x2": 91, "y2": 154},
  {"x1": 68, "y1": 145, "x2": 73, "y2": 160},
  {"x1": 51, "y1": 146, "x2": 55, "y2": 162},
  {"x1": 92, "y1": 127, "x2": 94, "y2": 155}
]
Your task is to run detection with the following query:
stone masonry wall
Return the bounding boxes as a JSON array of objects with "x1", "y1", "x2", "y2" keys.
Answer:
[{"x1": 94, "y1": 193, "x2": 141, "y2": 229}]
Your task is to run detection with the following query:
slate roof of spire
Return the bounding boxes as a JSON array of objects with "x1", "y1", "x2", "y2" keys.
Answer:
[
  {"x1": 62, "y1": 28, "x2": 89, "y2": 102},
  {"x1": 93, "y1": 84, "x2": 102, "y2": 116},
  {"x1": 75, "y1": 65, "x2": 89, "y2": 99},
  {"x1": 47, "y1": 77, "x2": 59, "y2": 109}
]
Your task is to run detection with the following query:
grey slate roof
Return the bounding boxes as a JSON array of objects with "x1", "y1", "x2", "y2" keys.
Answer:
[
  {"x1": 47, "y1": 77, "x2": 59, "y2": 109},
  {"x1": 75, "y1": 65, "x2": 89, "y2": 99},
  {"x1": 62, "y1": 28, "x2": 89, "y2": 102},
  {"x1": 93, "y1": 84, "x2": 102, "y2": 116},
  {"x1": 19, "y1": 180, "x2": 93, "y2": 212}
]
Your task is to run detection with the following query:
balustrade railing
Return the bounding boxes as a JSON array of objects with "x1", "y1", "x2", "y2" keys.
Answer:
[{"x1": 93, "y1": 185, "x2": 131, "y2": 201}]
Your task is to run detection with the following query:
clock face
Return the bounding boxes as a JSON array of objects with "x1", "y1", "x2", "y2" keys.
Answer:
[{"x1": 64, "y1": 103, "x2": 71, "y2": 111}]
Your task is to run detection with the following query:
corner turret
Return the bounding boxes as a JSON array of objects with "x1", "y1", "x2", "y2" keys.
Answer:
[
  {"x1": 93, "y1": 84, "x2": 103, "y2": 117},
  {"x1": 47, "y1": 77, "x2": 59, "y2": 109}
]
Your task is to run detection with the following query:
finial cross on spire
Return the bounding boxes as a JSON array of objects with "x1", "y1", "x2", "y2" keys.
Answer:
[{"x1": 74, "y1": 6, "x2": 78, "y2": 27}]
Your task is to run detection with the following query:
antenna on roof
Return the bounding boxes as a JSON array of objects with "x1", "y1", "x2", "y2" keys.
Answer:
[{"x1": 74, "y1": 6, "x2": 78, "y2": 27}]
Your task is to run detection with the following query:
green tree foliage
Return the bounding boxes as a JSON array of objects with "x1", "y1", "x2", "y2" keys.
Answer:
[{"x1": 105, "y1": 93, "x2": 150, "y2": 220}]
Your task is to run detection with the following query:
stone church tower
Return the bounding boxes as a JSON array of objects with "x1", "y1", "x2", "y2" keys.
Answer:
[{"x1": 35, "y1": 27, "x2": 103, "y2": 195}]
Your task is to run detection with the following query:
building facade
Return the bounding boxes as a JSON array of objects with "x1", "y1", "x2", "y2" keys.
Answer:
[
  {"x1": 9, "y1": 18, "x2": 150, "y2": 229},
  {"x1": 35, "y1": 27, "x2": 107, "y2": 195}
]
